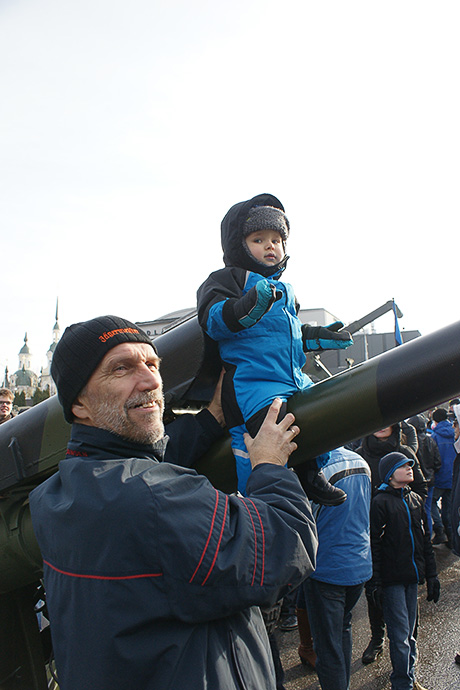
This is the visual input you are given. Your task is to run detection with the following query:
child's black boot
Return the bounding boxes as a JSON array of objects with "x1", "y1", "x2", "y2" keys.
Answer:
[{"x1": 294, "y1": 460, "x2": 347, "y2": 506}]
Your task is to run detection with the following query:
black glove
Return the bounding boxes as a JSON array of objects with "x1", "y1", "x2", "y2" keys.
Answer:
[
  {"x1": 368, "y1": 584, "x2": 384, "y2": 610},
  {"x1": 301, "y1": 321, "x2": 353, "y2": 352},
  {"x1": 426, "y1": 576, "x2": 440, "y2": 603},
  {"x1": 222, "y1": 279, "x2": 281, "y2": 331}
]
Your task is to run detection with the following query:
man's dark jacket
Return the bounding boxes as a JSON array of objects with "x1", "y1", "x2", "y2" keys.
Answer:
[{"x1": 29, "y1": 415, "x2": 317, "y2": 690}]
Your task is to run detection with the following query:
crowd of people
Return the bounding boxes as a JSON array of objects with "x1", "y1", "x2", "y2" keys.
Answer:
[{"x1": 2, "y1": 193, "x2": 459, "y2": 690}]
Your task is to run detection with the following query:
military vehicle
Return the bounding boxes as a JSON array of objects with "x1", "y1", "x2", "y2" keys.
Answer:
[{"x1": 1, "y1": 309, "x2": 459, "y2": 688}]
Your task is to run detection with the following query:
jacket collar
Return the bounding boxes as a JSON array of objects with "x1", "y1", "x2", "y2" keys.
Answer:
[
  {"x1": 67, "y1": 423, "x2": 168, "y2": 462},
  {"x1": 377, "y1": 483, "x2": 411, "y2": 497}
]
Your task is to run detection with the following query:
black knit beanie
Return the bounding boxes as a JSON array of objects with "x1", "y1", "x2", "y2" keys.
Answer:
[
  {"x1": 379, "y1": 451, "x2": 414, "y2": 484},
  {"x1": 432, "y1": 407, "x2": 448, "y2": 423},
  {"x1": 242, "y1": 206, "x2": 290, "y2": 241},
  {"x1": 51, "y1": 315, "x2": 155, "y2": 423}
]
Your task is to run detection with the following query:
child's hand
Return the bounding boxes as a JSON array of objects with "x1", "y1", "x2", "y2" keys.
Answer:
[
  {"x1": 301, "y1": 323, "x2": 353, "y2": 352},
  {"x1": 222, "y1": 279, "x2": 281, "y2": 331}
]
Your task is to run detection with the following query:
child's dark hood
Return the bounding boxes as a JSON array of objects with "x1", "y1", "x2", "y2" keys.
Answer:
[{"x1": 220, "y1": 193, "x2": 289, "y2": 278}]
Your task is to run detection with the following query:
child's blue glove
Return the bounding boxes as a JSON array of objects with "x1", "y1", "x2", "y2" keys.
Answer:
[
  {"x1": 301, "y1": 321, "x2": 353, "y2": 352},
  {"x1": 222, "y1": 279, "x2": 281, "y2": 331}
]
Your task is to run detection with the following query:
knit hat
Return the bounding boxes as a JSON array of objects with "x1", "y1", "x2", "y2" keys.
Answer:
[
  {"x1": 242, "y1": 206, "x2": 290, "y2": 241},
  {"x1": 379, "y1": 451, "x2": 414, "y2": 484},
  {"x1": 432, "y1": 407, "x2": 448, "y2": 423},
  {"x1": 51, "y1": 315, "x2": 154, "y2": 423}
]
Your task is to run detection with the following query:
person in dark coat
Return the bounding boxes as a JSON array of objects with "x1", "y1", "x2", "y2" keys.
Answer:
[
  {"x1": 430, "y1": 407, "x2": 457, "y2": 546},
  {"x1": 451, "y1": 403, "x2": 460, "y2": 557},
  {"x1": 29, "y1": 315, "x2": 318, "y2": 690},
  {"x1": 450, "y1": 403, "x2": 460, "y2": 667},
  {"x1": 369, "y1": 452, "x2": 439, "y2": 690},
  {"x1": 356, "y1": 423, "x2": 427, "y2": 664},
  {"x1": 407, "y1": 414, "x2": 442, "y2": 536}
]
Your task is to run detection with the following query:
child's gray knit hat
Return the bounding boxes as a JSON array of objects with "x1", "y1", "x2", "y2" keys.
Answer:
[{"x1": 242, "y1": 206, "x2": 290, "y2": 241}]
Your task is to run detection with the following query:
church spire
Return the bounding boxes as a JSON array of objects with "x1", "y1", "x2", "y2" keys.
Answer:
[{"x1": 54, "y1": 297, "x2": 60, "y2": 332}]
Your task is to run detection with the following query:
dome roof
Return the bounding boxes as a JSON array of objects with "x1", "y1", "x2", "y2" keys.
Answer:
[
  {"x1": 14, "y1": 368, "x2": 35, "y2": 386},
  {"x1": 19, "y1": 333, "x2": 30, "y2": 355}
]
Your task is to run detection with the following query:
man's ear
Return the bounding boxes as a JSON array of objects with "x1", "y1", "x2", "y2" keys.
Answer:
[{"x1": 71, "y1": 394, "x2": 92, "y2": 424}]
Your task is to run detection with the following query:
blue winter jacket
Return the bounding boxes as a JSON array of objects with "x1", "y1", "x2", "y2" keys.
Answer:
[
  {"x1": 309, "y1": 447, "x2": 372, "y2": 586},
  {"x1": 197, "y1": 193, "x2": 312, "y2": 431},
  {"x1": 29, "y1": 421, "x2": 317, "y2": 690},
  {"x1": 199, "y1": 268, "x2": 311, "y2": 425},
  {"x1": 431, "y1": 420, "x2": 456, "y2": 488}
]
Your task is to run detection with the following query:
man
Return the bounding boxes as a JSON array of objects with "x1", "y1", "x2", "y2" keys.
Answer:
[
  {"x1": 295, "y1": 447, "x2": 372, "y2": 690},
  {"x1": 408, "y1": 414, "x2": 442, "y2": 535},
  {"x1": 450, "y1": 403, "x2": 460, "y2": 667},
  {"x1": 448, "y1": 398, "x2": 460, "y2": 423},
  {"x1": 29, "y1": 315, "x2": 317, "y2": 690},
  {"x1": 0, "y1": 388, "x2": 14, "y2": 424},
  {"x1": 452, "y1": 403, "x2": 460, "y2": 558},
  {"x1": 430, "y1": 407, "x2": 456, "y2": 546}
]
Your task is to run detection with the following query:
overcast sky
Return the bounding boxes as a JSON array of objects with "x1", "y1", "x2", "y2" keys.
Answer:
[{"x1": 1, "y1": 0, "x2": 459, "y2": 379}]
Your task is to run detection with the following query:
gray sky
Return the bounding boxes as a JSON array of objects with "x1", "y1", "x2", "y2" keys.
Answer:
[{"x1": 1, "y1": 0, "x2": 459, "y2": 379}]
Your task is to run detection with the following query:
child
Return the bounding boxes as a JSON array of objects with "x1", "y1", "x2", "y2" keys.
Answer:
[
  {"x1": 197, "y1": 193, "x2": 352, "y2": 502},
  {"x1": 369, "y1": 451, "x2": 440, "y2": 690}
]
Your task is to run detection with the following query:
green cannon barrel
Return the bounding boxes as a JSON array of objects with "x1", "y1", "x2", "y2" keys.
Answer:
[
  {"x1": 1, "y1": 318, "x2": 460, "y2": 592},
  {"x1": 194, "y1": 318, "x2": 460, "y2": 489}
]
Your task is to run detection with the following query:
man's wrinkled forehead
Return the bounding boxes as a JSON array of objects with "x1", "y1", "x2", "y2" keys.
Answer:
[{"x1": 98, "y1": 341, "x2": 161, "y2": 371}]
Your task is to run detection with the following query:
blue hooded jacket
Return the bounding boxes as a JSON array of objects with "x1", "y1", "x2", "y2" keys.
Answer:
[
  {"x1": 309, "y1": 447, "x2": 372, "y2": 586},
  {"x1": 197, "y1": 193, "x2": 312, "y2": 430},
  {"x1": 431, "y1": 420, "x2": 456, "y2": 488}
]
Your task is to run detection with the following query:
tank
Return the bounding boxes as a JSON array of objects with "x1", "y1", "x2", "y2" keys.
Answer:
[{"x1": 1, "y1": 315, "x2": 460, "y2": 688}]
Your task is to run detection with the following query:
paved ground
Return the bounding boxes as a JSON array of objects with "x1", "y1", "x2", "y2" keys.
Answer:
[{"x1": 276, "y1": 544, "x2": 460, "y2": 690}]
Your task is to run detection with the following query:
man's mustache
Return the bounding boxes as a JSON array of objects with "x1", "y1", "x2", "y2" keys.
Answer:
[{"x1": 125, "y1": 392, "x2": 164, "y2": 411}]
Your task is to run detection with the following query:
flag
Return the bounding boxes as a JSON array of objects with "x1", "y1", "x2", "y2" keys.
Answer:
[{"x1": 393, "y1": 300, "x2": 402, "y2": 346}]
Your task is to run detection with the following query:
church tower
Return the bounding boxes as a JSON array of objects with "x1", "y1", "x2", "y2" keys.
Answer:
[
  {"x1": 9, "y1": 333, "x2": 39, "y2": 399},
  {"x1": 40, "y1": 299, "x2": 61, "y2": 396}
]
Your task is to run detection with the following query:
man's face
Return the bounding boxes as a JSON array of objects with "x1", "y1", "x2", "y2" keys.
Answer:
[
  {"x1": 72, "y1": 343, "x2": 165, "y2": 444},
  {"x1": 373, "y1": 426, "x2": 393, "y2": 440},
  {"x1": 0, "y1": 396, "x2": 13, "y2": 422}
]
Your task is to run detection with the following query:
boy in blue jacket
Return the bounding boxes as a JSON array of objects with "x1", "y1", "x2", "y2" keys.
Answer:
[
  {"x1": 197, "y1": 193, "x2": 353, "y2": 502},
  {"x1": 370, "y1": 452, "x2": 440, "y2": 690}
]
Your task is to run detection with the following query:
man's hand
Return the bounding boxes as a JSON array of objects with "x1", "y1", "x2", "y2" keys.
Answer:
[
  {"x1": 207, "y1": 370, "x2": 226, "y2": 428},
  {"x1": 243, "y1": 398, "x2": 299, "y2": 469}
]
